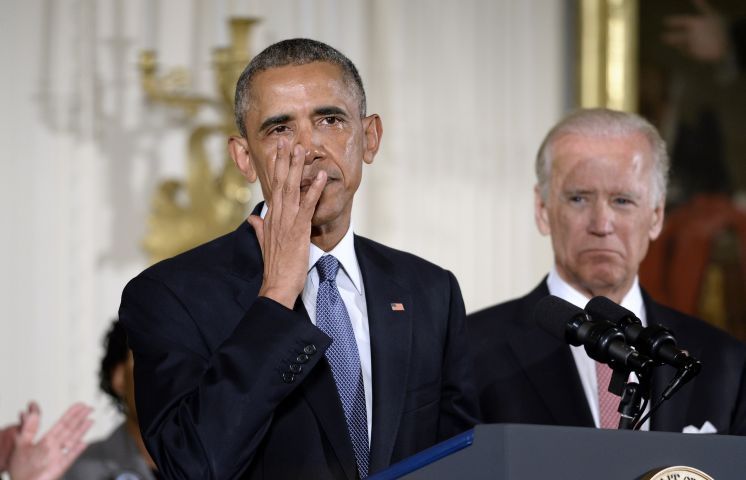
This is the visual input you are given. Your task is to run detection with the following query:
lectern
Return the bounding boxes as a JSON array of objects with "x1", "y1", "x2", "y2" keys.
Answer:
[{"x1": 370, "y1": 424, "x2": 745, "y2": 479}]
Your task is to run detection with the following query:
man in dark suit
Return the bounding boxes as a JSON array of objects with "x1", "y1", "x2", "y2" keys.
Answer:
[
  {"x1": 119, "y1": 38, "x2": 476, "y2": 479},
  {"x1": 469, "y1": 108, "x2": 746, "y2": 435}
]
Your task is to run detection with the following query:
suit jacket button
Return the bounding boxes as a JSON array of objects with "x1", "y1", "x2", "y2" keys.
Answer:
[
  {"x1": 290, "y1": 363, "x2": 302, "y2": 374},
  {"x1": 303, "y1": 344, "x2": 317, "y2": 355},
  {"x1": 282, "y1": 372, "x2": 295, "y2": 383},
  {"x1": 296, "y1": 353, "x2": 309, "y2": 364}
]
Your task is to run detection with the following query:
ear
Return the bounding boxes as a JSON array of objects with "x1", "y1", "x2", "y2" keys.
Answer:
[
  {"x1": 648, "y1": 199, "x2": 665, "y2": 241},
  {"x1": 110, "y1": 362, "x2": 127, "y2": 399},
  {"x1": 361, "y1": 114, "x2": 383, "y2": 165},
  {"x1": 534, "y1": 185, "x2": 551, "y2": 236},
  {"x1": 229, "y1": 136, "x2": 258, "y2": 183}
]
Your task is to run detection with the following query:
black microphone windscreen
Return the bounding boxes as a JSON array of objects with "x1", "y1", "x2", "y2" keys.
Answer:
[
  {"x1": 533, "y1": 295, "x2": 585, "y2": 340},
  {"x1": 585, "y1": 296, "x2": 639, "y2": 325}
]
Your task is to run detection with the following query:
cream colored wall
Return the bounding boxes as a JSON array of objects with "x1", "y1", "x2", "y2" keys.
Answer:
[{"x1": 0, "y1": 0, "x2": 562, "y2": 440}]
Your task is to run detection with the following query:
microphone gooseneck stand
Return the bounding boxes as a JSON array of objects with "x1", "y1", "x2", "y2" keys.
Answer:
[
  {"x1": 532, "y1": 295, "x2": 703, "y2": 431},
  {"x1": 631, "y1": 356, "x2": 702, "y2": 430},
  {"x1": 615, "y1": 370, "x2": 651, "y2": 430},
  {"x1": 584, "y1": 296, "x2": 703, "y2": 431}
]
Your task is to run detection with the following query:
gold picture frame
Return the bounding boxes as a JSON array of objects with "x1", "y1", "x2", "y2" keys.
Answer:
[
  {"x1": 578, "y1": 0, "x2": 746, "y2": 343},
  {"x1": 578, "y1": 0, "x2": 638, "y2": 111}
]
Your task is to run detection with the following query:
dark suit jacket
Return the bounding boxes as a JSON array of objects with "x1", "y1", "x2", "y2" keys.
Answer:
[
  {"x1": 468, "y1": 280, "x2": 746, "y2": 435},
  {"x1": 119, "y1": 215, "x2": 476, "y2": 479}
]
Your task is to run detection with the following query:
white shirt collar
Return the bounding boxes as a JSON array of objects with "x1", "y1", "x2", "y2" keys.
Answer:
[
  {"x1": 308, "y1": 223, "x2": 363, "y2": 295},
  {"x1": 259, "y1": 202, "x2": 363, "y2": 295},
  {"x1": 547, "y1": 265, "x2": 645, "y2": 321}
]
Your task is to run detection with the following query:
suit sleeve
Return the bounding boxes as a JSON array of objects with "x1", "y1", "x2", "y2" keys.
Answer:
[
  {"x1": 119, "y1": 275, "x2": 331, "y2": 479},
  {"x1": 437, "y1": 271, "x2": 480, "y2": 439}
]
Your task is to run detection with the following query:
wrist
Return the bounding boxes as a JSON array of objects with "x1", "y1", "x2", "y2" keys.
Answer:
[{"x1": 258, "y1": 285, "x2": 298, "y2": 309}]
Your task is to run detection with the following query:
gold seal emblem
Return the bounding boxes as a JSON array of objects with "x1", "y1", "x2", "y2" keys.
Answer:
[{"x1": 641, "y1": 465, "x2": 714, "y2": 480}]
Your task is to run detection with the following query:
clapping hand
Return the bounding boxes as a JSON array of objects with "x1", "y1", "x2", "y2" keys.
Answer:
[{"x1": 7, "y1": 402, "x2": 93, "y2": 480}]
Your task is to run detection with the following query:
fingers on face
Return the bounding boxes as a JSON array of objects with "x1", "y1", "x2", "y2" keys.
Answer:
[
  {"x1": 272, "y1": 142, "x2": 307, "y2": 216},
  {"x1": 267, "y1": 140, "x2": 325, "y2": 228},
  {"x1": 284, "y1": 144, "x2": 305, "y2": 204},
  {"x1": 300, "y1": 170, "x2": 328, "y2": 217},
  {"x1": 270, "y1": 139, "x2": 289, "y2": 216}
]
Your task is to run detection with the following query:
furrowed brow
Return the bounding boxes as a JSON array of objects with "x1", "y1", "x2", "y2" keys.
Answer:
[
  {"x1": 564, "y1": 188, "x2": 595, "y2": 196},
  {"x1": 258, "y1": 114, "x2": 292, "y2": 133},
  {"x1": 612, "y1": 190, "x2": 642, "y2": 199},
  {"x1": 314, "y1": 106, "x2": 348, "y2": 117}
]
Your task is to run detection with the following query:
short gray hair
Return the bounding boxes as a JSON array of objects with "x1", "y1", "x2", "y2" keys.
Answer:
[
  {"x1": 535, "y1": 108, "x2": 669, "y2": 205},
  {"x1": 234, "y1": 38, "x2": 367, "y2": 138}
]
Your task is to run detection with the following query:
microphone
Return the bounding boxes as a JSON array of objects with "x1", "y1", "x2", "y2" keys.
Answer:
[
  {"x1": 584, "y1": 296, "x2": 701, "y2": 373},
  {"x1": 533, "y1": 295, "x2": 653, "y2": 373}
]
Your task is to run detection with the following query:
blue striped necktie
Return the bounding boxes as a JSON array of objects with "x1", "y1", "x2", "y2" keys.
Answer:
[{"x1": 315, "y1": 255, "x2": 369, "y2": 479}]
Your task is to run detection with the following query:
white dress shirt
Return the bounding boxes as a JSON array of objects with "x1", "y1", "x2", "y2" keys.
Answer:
[
  {"x1": 260, "y1": 205, "x2": 372, "y2": 443},
  {"x1": 546, "y1": 266, "x2": 649, "y2": 430}
]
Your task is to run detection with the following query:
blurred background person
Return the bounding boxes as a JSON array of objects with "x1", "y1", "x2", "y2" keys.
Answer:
[{"x1": 64, "y1": 320, "x2": 157, "y2": 480}]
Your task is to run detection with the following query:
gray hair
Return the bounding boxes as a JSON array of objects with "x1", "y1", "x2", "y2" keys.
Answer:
[
  {"x1": 535, "y1": 108, "x2": 669, "y2": 205},
  {"x1": 234, "y1": 38, "x2": 367, "y2": 138}
]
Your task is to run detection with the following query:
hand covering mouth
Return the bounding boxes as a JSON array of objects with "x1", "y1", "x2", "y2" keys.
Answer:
[{"x1": 300, "y1": 173, "x2": 334, "y2": 190}]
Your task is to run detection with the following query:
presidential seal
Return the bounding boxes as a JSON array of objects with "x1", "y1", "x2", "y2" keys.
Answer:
[{"x1": 641, "y1": 465, "x2": 714, "y2": 480}]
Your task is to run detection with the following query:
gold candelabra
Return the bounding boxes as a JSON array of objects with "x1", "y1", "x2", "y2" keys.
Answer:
[{"x1": 139, "y1": 18, "x2": 259, "y2": 264}]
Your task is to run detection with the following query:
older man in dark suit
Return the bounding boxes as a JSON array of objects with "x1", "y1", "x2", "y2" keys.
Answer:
[
  {"x1": 469, "y1": 108, "x2": 746, "y2": 435},
  {"x1": 120, "y1": 39, "x2": 476, "y2": 479}
]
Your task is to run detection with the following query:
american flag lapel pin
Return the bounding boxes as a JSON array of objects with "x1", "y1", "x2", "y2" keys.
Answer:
[{"x1": 390, "y1": 303, "x2": 405, "y2": 311}]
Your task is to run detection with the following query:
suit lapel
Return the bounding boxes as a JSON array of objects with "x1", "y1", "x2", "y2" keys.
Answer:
[
  {"x1": 230, "y1": 204, "x2": 265, "y2": 311},
  {"x1": 295, "y1": 285, "x2": 359, "y2": 479},
  {"x1": 300, "y1": 356, "x2": 360, "y2": 480},
  {"x1": 231, "y1": 208, "x2": 358, "y2": 479},
  {"x1": 355, "y1": 237, "x2": 413, "y2": 472},
  {"x1": 509, "y1": 282, "x2": 595, "y2": 427}
]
